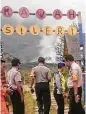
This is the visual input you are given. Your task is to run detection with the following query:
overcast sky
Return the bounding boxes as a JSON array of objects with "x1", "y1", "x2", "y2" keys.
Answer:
[
  {"x1": 1, "y1": 0, "x2": 86, "y2": 31},
  {"x1": 1, "y1": 0, "x2": 85, "y2": 12}
]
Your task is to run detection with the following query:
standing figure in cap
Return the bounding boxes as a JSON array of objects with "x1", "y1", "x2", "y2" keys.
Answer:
[
  {"x1": 7, "y1": 58, "x2": 25, "y2": 114},
  {"x1": 53, "y1": 62, "x2": 66, "y2": 114}
]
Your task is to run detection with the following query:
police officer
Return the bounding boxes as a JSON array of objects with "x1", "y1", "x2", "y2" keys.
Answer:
[
  {"x1": 7, "y1": 58, "x2": 25, "y2": 114},
  {"x1": 30, "y1": 57, "x2": 51, "y2": 114},
  {"x1": 65, "y1": 55, "x2": 85, "y2": 114},
  {"x1": 54, "y1": 62, "x2": 66, "y2": 114}
]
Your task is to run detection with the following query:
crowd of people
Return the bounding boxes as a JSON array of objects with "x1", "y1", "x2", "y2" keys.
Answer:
[{"x1": 1, "y1": 55, "x2": 85, "y2": 114}]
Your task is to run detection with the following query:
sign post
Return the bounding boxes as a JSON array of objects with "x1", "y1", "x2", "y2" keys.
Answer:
[{"x1": 77, "y1": 12, "x2": 86, "y2": 105}]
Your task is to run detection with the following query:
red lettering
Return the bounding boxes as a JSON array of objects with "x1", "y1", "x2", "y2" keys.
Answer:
[
  {"x1": 4, "y1": 8, "x2": 10, "y2": 16},
  {"x1": 67, "y1": 10, "x2": 76, "y2": 20},
  {"x1": 21, "y1": 9, "x2": 28, "y2": 16},
  {"x1": 54, "y1": 11, "x2": 61, "y2": 19},
  {"x1": 69, "y1": 11, "x2": 75, "y2": 19},
  {"x1": 36, "y1": 9, "x2": 46, "y2": 19},
  {"x1": 37, "y1": 10, "x2": 44, "y2": 18},
  {"x1": 53, "y1": 9, "x2": 62, "y2": 19}
]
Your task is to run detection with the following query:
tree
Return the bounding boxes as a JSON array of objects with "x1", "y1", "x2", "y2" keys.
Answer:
[{"x1": 54, "y1": 36, "x2": 64, "y2": 62}]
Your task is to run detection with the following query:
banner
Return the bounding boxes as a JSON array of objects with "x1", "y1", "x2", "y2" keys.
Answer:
[
  {"x1": 19, "y1": 7, "x2": 29, "y2": 18},
  {"x1": 29, "y1": 25, "x2": 40, "y2": 35},
  {"x1": 2, "y1": 24, "x2": 14, "y2": 35},
  {"x1": 1, "y1": 25, "x2": 78, "y2": 36},
  {"x1": 43, "y1": 26, "x2": 53, "y2": 35},
  {"x1": 16, "y1": 25, "x2": 27, "y2": 36},
  {"x1": 1, "y1": 6, "x2": 77, "y2": 20}
]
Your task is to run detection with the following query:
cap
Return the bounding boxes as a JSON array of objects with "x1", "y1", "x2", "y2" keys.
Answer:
[
  {"x1": 58, "y1": 62, "x2": 65, "y2": 68},
  {"x1": 11, "y1": 58, "x2": 21, "y2": 66}
]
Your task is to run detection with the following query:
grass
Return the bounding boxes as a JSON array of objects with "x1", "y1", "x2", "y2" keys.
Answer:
[
  {"x1": 10, "y1": 69, "x2": 68, "y2": 114},
  {"x1": 9, "y1": 91, "x2": 36, "y2": 114},
  {"x1": 24, "y1": 90, "x2": 57, "y2": 114},
  {"x1": 24, "y1": 91, "x2": 35, "y2": 114},
  {"x1": 50, "y1": 107, "x2": 57, "y2": 114},
  {"x1": 20, "y1": 70, "x2": 67, "y2": 114}
]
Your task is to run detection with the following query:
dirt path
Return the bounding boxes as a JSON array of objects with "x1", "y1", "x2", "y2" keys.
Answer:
[{"x1": 23, "y1": 85, "x2": 69, "y2": 114}]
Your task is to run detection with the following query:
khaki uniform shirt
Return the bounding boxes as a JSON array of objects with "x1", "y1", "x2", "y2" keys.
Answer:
[
  {"x1": 67, "y1": 62, "x2": 83, "y2": 88},
  {"x1": 7, "y1": 67, "x2": 22, "y2": 89},
  {"x1": 30, "y1": 63, "x2": 51, "y2": 83}
]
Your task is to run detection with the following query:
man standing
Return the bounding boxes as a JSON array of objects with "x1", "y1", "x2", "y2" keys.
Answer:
[
  {"x1": 65, "y1": 55, "x2": 85, "y2": 114},
  {"x1": 30, "y1": 57, "x2": 51, "y2": 114},
  {"x1": 53, "y1": 62, "x2": 66, "y2": 114},
  {"x1": 7, "y1": 58, "x2": 24, "y2": 114}
]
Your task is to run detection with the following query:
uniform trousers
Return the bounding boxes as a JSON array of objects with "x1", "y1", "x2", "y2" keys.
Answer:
[
  {"x1": 10, "y1": 90, "x2": 25, "y2": 114},
  {"x1": 68, "y1": 87, "x2": 85, "y2": 114},
  {"x1": 35, "y1": 82, "x2": 51, "y2": 114},
  {"x1": 54, "y1": 89, "x2": 64, "y2": 114}
]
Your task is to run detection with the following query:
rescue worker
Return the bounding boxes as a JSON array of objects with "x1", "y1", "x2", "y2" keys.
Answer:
[
  {"x1": 65, "y1": 55, "x2": 85, "y2": 114},
  {"x1": 7, "y1": 58, "x2": 25, "y2": 114},
  {"x1": 30, "y1": 57, "x2": 51, "y2": 114}
]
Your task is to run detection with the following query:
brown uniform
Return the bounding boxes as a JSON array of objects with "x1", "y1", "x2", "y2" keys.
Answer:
[
  {"x1": 31, "y1": 63, "x2": 51, "y2": 114},
  {"x1": 7, "y1": 67, "x2": 24, "y2": 114},
  {"x1": 67, "y1": 62, "x2": 85, "y2": 114}
]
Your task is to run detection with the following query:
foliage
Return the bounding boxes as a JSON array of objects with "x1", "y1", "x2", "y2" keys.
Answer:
[
  {"x1": 50, "y1": 107, "x2": 57, "y2": 114},
  {"x1": 24, "y1": 91, "x2": 35, "y2": 114},
  {"x1": 20, "y1": 70, "x2": 31, "y2": 84}
]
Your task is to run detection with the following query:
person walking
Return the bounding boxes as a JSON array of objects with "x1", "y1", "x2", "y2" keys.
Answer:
[
  {"x1": 53, "y1": 62, "x2": 66, "y2": 114},
  {"x1": 30, "y1": 57, "x2": 51, "y2": 114},
  {"x1": 7, "y1": 58, "x2": 25, "y2": 114},
  {"x1": 65, "y1": 55, "x2": 85, "y2": 114}
]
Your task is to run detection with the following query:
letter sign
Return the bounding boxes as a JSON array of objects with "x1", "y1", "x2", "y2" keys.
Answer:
[
  {"x1": 19, "y1": 7, "x2": 29, "y2": 18},
  {"x1": 67, "y1": 9, "x2": 76, "y2": 20},
  {"x1": 16, "y1": 25, "x2": 27, "y2": 36},
  {"x1": 67, "y1": 25, "x2": 77, "y2": 36},
  {"x1": 36, "y1": 9, "x2": 46, "y2": 20},
  {"x1": 43, "y1": 26, "x2": 53, "y2": 35},
  {"x1": 2, "y1": 6, "x2": 13, "y2": 17},
  {"x1": 29, "y1": 25, "x2": 40, "y2": 35},
  {"x1": 2, "y1": 24, "x2": 14, "y2": 35},
  {"x1": 53, "y1": 9, "x2": 63, "y2": 20}
]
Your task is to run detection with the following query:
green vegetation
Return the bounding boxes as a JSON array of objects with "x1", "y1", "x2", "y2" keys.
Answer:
[
  {"x1": 50, "y1": 106, "x2": 57, "y2": 114},
  {"x1": 9, "y1": 68, "x2": 69, "y2": 114},
  {"x1": 21, "y1": 70, "x2": 57, "y2": 114},
  {"x1": 24, "y1": 91, "x2": 35, "y2": 114}
]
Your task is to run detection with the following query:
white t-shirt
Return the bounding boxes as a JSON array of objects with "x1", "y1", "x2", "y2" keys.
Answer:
[{"x1": 67, "y1": 62, "x2": 83, "y2": 88}]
